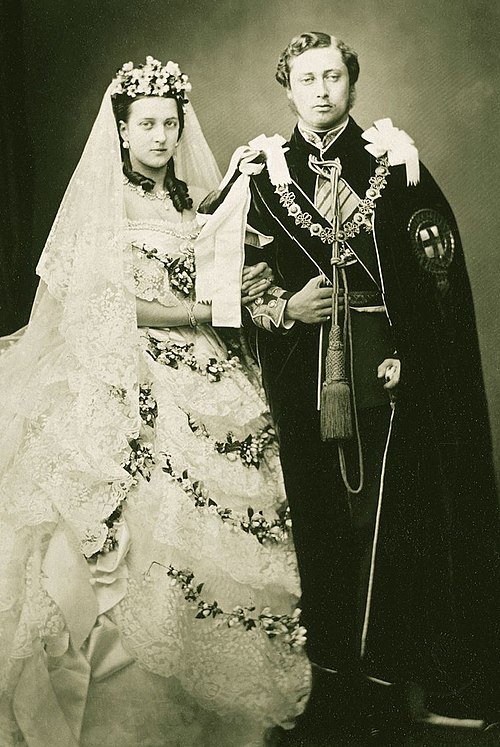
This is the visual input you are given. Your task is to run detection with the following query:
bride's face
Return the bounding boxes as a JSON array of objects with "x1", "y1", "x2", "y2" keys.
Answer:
[{"x1": 119, "y1": 96, "x2": 180, "y2": 174}]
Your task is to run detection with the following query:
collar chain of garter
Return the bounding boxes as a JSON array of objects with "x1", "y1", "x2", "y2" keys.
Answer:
[{"x1": 275, "y1": 155, "x2": 390, "y2": 245}]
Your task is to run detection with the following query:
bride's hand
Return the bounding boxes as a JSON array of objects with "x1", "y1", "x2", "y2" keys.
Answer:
[{"x1": 241, "y1": 262, "x2": 273, "y2": 306}]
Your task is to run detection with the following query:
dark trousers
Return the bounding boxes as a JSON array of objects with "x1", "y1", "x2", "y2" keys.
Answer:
[{"x1": 278, "y1": 404, "x2": 393, "y2": 672}]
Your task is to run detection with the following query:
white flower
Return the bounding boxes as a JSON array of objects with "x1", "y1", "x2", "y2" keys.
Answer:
[
  {"x1": 136, "y1": 80, "x2": 152, "y2": 95},
  {"x1": 80, "y1": 523, "x2": 109, "y2": 557},
  {"x1": 291, "y1": 626, "x2": 308, "y2": 647},
  {"x1": 109, "y1": 82, "x2": 123, "y2": 96},
  {"x1": 165, "y1": 60, "x2": 181, "y2": 76}
]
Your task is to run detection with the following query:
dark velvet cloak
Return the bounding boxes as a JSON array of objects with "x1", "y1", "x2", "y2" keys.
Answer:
[{"x1": 203, "y1": 118, "x2": 500, "y2": 711}]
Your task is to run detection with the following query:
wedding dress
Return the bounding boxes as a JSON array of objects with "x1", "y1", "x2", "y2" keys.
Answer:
[{"x1": 0, "y1": 84, "x2": 310, "y2": 747}]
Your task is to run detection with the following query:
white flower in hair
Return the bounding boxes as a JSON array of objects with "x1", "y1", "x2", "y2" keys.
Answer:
[
  {"x1": 165, "y1": 60, "x2": 181, "y2": 76},
  {"x1": 110, "y1": 55, "x2": 191, "y2": 107}
]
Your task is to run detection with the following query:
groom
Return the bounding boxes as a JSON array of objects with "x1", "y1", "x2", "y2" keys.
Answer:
[{"x1": 203, "y1": 31, "x2": 500, "y2": 739}]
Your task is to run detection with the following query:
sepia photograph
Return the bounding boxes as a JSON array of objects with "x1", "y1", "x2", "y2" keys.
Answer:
[{"x1": 1, "y1": 1, "x2": 499, "y2": 745}]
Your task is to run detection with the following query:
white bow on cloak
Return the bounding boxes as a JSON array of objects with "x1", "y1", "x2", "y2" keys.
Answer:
[{"x1": 362, "y1": 118, "x2": 420, "y2": 186}]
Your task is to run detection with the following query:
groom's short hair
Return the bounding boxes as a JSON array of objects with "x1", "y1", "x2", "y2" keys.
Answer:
[{"x1": 275, "y1": 32, "x2": 360, "y2": 89}]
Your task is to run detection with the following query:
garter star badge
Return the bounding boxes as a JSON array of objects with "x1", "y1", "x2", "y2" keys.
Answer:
[{"x1": 408, "y1": 209, "x2": 455, "y2": 292}]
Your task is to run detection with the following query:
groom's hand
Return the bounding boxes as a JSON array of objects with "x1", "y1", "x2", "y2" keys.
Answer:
[{"x1": 285, "y1": 276, "x2": 333, "y2": 324}]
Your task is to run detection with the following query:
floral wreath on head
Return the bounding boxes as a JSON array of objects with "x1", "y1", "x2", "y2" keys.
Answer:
[{"x1": 110, "y1": 55, "x2": 192, "y2": 108}]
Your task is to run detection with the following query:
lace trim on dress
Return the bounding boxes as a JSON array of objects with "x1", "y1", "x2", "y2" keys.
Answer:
[
  {"x1": 127, "y1": 218, "x2": 201, "y2": 240},
  {"x1": 131, "y1": 247, "x2": 179, "y2": 306},
  {"x1": 110, "y1": 573, "x2": 311, "y2": 727},
  {"x1": 95, "y1": 388, "x2": 303, "y2": 643},
  {"x1": 133, "y1": 241, "x2": 196, "y2": 298},
  {"x1": 129, "y1": 224, "x2": 198, "y2": 305},
  {"x1": 161, "y1": 452, "x2": 291, "y2": 545},
  {"x1": 145, "y1": 331, "x2": 241, "y2": 380}
]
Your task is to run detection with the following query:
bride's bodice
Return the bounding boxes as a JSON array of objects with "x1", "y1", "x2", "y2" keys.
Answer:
[{"x1": 124, "y1": 183, "x2": 202, "y2": 308}]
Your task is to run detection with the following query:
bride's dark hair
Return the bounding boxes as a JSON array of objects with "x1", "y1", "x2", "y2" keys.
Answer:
[{"x1": 112, "y1": 93, "x2": 193, "y2": 213}]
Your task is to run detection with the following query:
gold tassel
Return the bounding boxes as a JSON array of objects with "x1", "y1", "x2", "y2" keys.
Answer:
[
  {"x1": 320, "y1": 322, "x2": 353, "y2": 441},
  {"x1": 315, "y1": 158, "x2": 353, "y2": 441}
]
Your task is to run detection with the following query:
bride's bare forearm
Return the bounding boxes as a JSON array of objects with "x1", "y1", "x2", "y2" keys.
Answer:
[{"x1": 136, "y1": 297, "x2": 212, "y2": 328}]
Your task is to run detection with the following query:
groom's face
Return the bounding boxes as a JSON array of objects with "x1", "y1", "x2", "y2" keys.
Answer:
[{"x1": 287, "y1": 45, "x2": 352, "y2": 132}]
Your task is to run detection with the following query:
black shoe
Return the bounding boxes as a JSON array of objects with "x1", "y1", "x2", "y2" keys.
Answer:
[
  {"x1": 357, "y1": 676, "x2": 412, "y2": 745},
  {"x1": 369, "y1": 679, "x2": 491, "y2": 742}
]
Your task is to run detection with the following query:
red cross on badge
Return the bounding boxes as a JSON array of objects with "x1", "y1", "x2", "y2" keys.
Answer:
[
  {"x1": 419, "y1": 225, "x2": 445, "y2": 259},
  {"x1": 408, "y1": 208, "x2": 455, "y2": 292}
]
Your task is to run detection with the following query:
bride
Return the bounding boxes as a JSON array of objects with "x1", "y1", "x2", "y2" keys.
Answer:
[{"x1": 0, "y1": 56, "x2": 309, "y2": 746}]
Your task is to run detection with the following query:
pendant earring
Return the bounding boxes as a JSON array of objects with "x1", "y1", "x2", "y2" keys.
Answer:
[{"x1": 122, "y1": 140, "x2": 130, "y2": 149}]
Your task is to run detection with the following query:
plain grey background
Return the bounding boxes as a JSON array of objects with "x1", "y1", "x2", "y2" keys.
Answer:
[{"x1": 19, "y1": 0, "x2": 500, "y2": 475}]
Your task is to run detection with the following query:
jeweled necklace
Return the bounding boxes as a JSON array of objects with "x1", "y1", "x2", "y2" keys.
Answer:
[{"x1": 124, "y1": 178, "x2": 171, "y2": 209}]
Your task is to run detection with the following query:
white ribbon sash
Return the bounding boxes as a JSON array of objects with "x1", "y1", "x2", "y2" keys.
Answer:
[
  {"x1": 42, "y1": 524, "x2": 98, "y2": 650},
  {"x1": 195, "y1": 135, "x2": 288, "y2": 327}
]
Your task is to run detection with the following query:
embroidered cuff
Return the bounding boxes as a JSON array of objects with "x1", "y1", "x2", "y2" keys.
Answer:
[{"x1": 246, "y1": 286, "x2": 294, "y2": 332}]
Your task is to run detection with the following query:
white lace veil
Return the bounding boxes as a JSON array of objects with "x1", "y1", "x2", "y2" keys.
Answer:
[
  {"x1": 175, "y1": 102, "x2": 222, "y2": 192},
  {"x1": 0, "y1": 82, "x2": 222, "y2": 555}
]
